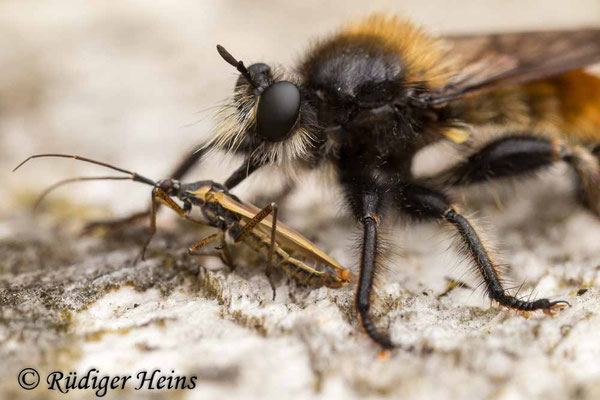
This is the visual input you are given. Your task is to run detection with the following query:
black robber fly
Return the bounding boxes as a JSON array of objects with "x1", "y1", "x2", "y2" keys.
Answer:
[{"x1": 88, "y1": 14, "x2": 600, "y2": 349}]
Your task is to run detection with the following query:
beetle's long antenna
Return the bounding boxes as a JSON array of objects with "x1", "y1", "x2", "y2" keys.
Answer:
[
  {"x1": 33, "y1": 176, "x2": 143, "y2": 210},
  {"x1": 216, "y1": 44, "x2": 257, "y2": 87},
  {"x1": 13, "y1": 153, "x2": 156, "y2": 186}
]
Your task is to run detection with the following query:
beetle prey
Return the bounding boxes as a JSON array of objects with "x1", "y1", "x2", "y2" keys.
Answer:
[{"x1": 14, "y1": 154, "x2": 352, "y2": 295}]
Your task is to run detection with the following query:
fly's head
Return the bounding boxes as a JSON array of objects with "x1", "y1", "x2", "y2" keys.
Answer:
[{"x1": 208, "y1": 45, "x2": 320, "y2": 171}]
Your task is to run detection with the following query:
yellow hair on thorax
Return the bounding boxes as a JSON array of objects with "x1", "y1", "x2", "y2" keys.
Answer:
[{"x1": 341, "y1": 14, "x2": 453, "y2": 89}]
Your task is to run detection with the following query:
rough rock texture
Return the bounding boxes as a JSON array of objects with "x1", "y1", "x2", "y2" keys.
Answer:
[{"x1": 1, "y1": 2, "x2": 600, "y2": 399}]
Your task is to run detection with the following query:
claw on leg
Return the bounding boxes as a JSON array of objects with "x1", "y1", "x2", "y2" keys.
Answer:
[
  {"x1": 543, "y1": 300, "x2": 571, "y2": 317},
  {"x1": 265, "y1": 268, "x2": 277, "y2": 301},
  {"x1": 499, "y1": 297, "x2": 571, "y2": 317}
]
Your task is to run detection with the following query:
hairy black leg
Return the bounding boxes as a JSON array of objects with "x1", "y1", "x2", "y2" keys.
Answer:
[
  {"x1": 356, "y1": 192, "x2": 394, "y2": 349},
  {"x1": 429, "y1": 134, "x2": 600, "y2": 216},
  {"x1": 397, "y1": 184, "x2": 570, "y2": 314},
  {"x1": 169, "y1": 147, "x2": 207, "y2": 180},
  {"x1": 337, "y1": 142, "x2": 395, "y2": 349},
  {"x1": 341, "y1": 180, "x2": 393, "y2": 348},
  {"x1": 224, "y1": 157, "x2": 263, "y2": 189}
]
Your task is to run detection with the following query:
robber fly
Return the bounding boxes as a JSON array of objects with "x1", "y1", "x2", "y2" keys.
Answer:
[
  {"x1": 14, "y1": 154, "x2": 352, "y2": 295},
  {"x1": 89, "y1": 15, "x2": 600, "y2": 349}
]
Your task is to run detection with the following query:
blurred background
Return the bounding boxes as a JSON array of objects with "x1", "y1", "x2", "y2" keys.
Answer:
[{"x1": 2, "y1": 0, "x2": 600, "y2": 219}]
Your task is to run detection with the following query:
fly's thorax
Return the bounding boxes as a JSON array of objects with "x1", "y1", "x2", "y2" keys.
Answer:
[
  {"x1": 297, "y1": 19, "x2": 453, "y2": 163},
  {"x1": 299, "y1": 15, "x2": 453, "y2": 119}
]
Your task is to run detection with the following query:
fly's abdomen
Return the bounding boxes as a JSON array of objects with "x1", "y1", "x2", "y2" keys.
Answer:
[{"x1": 527, "y1": 70, "x2": 600, "y2": 144}]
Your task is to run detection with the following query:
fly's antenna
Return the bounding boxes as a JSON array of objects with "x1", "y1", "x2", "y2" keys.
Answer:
[
  {"x1": 33, "y1": 176, "x2": 135, "y2": 210},
  {"x1": 13, "y1": 153, "x2": 156, "y2": 186},
  {"x1": 216, "y1": 44, "x2": 257, "y2": 87}
]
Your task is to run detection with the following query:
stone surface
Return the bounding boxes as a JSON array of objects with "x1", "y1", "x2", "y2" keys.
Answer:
[{"x1": 1, "y1": 2, "x2": 600, "y2": 399}]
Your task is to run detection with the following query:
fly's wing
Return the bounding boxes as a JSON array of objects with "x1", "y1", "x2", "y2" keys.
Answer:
[
  {"x1": 213, "y1": 192, "x2": 351, "y2": 281},
  {"x1": 430, "y1": 29, "x2": 600, "y2": 104}
]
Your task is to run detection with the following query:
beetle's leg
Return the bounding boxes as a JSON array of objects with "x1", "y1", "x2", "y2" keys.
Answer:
[
  {"x1": 428, "y1": 135, "x2": 600, "y2": 216},
  {"x1": 265, "y1": 204, "x2": 279, "y2": 300},
  {"x1": 218, "y1": 237, "x2": 236, "y2": 270},
  {"x1": 153, "y1": 189, "x2": 188, "y2": 218},
  {"x1": 234, "y1": 203, "x2": 277, "y2": 242},
  {"x1": 234, "y1": 202, "x2": 279, "y2": 300},
  {"x1": 396, "y1": 183, "x2": 570, "y2": 315},
  {"x1": 148, "y1": 189, "x2": 242, "y2": 268},
  {"x1": 188, "y1": 232, "x2": 221, "y2": 255},
  {"x1": 188, "y1": 233, "x2": 237, "y2": 269},
  {"x1": 136, "y1": 188, "x2": 193, "y2": 262},
  {"x1": 136, "y1": 188, "x2": 160, "y2": 263}
]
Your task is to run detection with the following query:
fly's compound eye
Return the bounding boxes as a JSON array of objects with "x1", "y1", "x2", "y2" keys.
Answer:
[{"x1": 256, "y1": 81, "x2": 301, "y2": 142}]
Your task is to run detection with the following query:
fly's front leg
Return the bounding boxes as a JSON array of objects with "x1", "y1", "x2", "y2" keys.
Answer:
[
  {"x1": 396, "y1": 184, "x2": 570, "y2": 315},
  {"x1": 338, "y1": 162, "x2": 394, "y2": 348},
  {"x1": 235, "y1": 202, "x2": 279, "y2": 300},
  {"x1": 224, "y1": 157, "x2": 263, "y2": 189},
  {"x1": 429, "y1": 134, "x2": 600, "y2": 217}
]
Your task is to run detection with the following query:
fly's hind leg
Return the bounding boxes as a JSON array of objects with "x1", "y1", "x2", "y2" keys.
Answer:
[
  {"x1": 428, "y1": 134, "x2": 600, "y2": 217},
  {"x1": 396, "y1": 183, "x2": 570, "y2": 315},
  {"x1": 235, "y1": 202, "x2": 279, "y2": 300}
]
